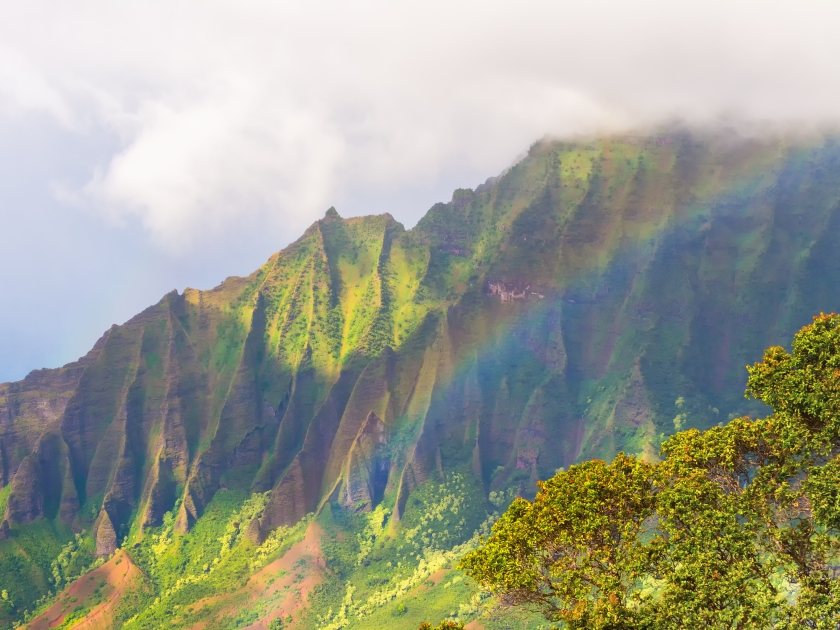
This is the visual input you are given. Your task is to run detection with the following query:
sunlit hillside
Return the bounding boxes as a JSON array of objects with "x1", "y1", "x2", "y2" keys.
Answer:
[{"x1": 4, "y1": 128, "x2": 840, "y2": 628}]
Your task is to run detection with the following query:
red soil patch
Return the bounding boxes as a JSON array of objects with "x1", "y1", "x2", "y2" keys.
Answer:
[
  {"x1": 186, "y1": 521, "x2": 327, "y2": 630},
  {"x1": 402, "y1": 567, "x2": 451, "y2": 600},
  {"x1": 426, "y1": 569, "x2": 448, "y2": 586},
  {"x1": 465, "y1": 622, "x2": 485, "y2": 630},
  {"x1": 26, "y1": 549, "x2": 144, "y2": 630}
]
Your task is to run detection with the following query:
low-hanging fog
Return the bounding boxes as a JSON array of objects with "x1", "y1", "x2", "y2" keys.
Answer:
[{"x1": 2, "y1": 0, "x2": 839, "y2": 381}]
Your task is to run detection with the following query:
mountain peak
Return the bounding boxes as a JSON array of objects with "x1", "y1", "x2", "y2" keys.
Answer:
[{"x1": 5, "y1": 129, "x2": 840, "y2": 627}]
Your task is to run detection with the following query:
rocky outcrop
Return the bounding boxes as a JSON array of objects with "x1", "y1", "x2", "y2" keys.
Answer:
[
  {"x1": 4, "y1": 454, "x2": 42, "y2": 523},
  {"x1": 95, "y1": 510, "x2": 118, "y2": 557},
  {"x1": 341, "y1": 412, "x2": 388, "y2": 511},
  {"x1": 486, "y1": 281, "x2": 530, "y2": 302}
]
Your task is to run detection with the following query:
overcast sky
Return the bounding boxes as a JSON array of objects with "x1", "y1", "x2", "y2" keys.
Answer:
[{"x1": 2, "y1": 0, "x2": 840, "y2": 382}]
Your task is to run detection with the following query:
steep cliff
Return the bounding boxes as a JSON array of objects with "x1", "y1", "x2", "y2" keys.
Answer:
[{"x1": 5, "y1": 128, "x2": 840, "y2": 626}]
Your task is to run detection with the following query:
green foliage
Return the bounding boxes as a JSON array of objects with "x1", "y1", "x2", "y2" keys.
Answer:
[
  {"x1": 462, "y1": 454, "x2": 656, "y2": 628},
  {"x1": 113, "y1": 490, "x2": 309, "y2": 629},
  {"x1": 301, "y1": 468, "x2": 522, "y2": 630},
  {"x1": 418, "y1": 621, "x2": 466, "y2": 629},
  {"x1": 50, "y1": 531, "x2": 100, "y2": 590},
  {"x1": 355, "y1": 504, "x2": 390, "y2": 565},
  {"x1": 218, "y1": 491, "x2": 270, "y2": 555},
  {"x1": 399, "y1": 473, "x2": 489, "y2": 555},
  {"x1": 0, "y1": 483, "x2": 11, "y2": 519},
  {"x1": 0, "y1": 519, "x2": 75, "y2": 626},
  {"x1": 463, "y1": 314, "x2": 840, "y2": 629},
  {"x1": 111, "y1": 577, "x2": 155, "y2": 625}
]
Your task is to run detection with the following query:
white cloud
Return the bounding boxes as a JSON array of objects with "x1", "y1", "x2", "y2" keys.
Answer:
[{"x1": 1, "y1": 0, "x2": 840, "y2": 246}]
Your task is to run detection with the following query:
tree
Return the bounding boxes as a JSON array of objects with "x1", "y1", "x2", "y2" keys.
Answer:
[
  {"x1": 418, "y1": 622, "x2": 466, "y2": 630},
  {"x1": 462, "y1": 314, "x2": 840, "y2": 629}
]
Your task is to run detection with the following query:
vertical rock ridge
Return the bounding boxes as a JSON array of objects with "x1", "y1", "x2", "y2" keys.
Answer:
[
  {"x1": 339, "y1": 411, "x2": 388, "y2": 511},
  {"x1": 5, "y1": 131, "x2": 840, "y2": 564}
]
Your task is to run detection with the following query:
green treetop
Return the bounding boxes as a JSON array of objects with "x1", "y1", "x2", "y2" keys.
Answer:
[{"x1": 462, "y1": 313, "x2": 840, "y2": 629}]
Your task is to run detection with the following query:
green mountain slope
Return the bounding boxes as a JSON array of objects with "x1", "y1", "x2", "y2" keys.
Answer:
[{"x1": 4, "y1": 128, "x2": 840, "y2": 628}]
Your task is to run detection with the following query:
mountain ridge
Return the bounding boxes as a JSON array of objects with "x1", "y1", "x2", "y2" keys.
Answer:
[{"x1": 4, "y1": 127, "x2": 840, "y2": 627}]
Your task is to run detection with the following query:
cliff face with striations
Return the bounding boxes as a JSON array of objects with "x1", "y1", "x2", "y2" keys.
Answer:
[{"x1": 4, "y1": 128, "x2": 840, "y2": 564}]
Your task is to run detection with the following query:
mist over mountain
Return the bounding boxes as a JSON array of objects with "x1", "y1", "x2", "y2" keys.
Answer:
[
  {"x1": 7, "y1": 1, "x2": 840, "y2": 388},
  {"x1": 4, "y1": 127, "x2": 840, "y2": 628}
]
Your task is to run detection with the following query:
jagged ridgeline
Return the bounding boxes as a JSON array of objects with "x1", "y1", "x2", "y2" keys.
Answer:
[{"x1": 4, "y1": 129, "x2": 840, "y2": 625}]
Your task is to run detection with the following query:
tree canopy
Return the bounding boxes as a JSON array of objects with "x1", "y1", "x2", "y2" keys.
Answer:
[{"x1": 462, "y1": 314, "x2": 840, "y2": 629}]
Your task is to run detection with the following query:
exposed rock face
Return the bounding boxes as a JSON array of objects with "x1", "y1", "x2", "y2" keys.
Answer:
[
  {"x1": 486, "y1": 281, "x2": 531, "y2": 302},
  {"x1": 245, "y1": 517, "x2": 262, "y2": 544},
  {"x1": 4, "y1": 129, "x2": 840, "y2": 552},
  {"x1": 5, "y1": 454, "x2": 43, "y2": 523},
  {"x1": 95, "y1": 510, "x2": 118, "y2": 557},
  {"x1": 341, "y1": 412, "x2": 389, "y2": 511}
]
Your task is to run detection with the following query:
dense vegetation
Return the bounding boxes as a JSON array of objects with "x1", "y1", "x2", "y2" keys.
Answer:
[{"x1": 464, "y1": 314, "x2": 840, "y2": 629}]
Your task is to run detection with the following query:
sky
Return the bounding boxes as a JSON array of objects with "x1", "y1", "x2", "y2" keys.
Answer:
[{"x1": 2, "y1": 0, "x2": 840, "y2": 382}]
